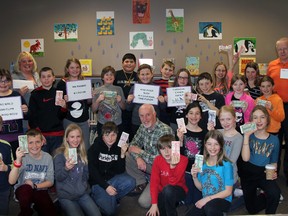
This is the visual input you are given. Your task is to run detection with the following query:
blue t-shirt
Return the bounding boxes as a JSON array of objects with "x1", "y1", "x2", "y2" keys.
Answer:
[
  {"x1": 249, "y1": 133, "x2": 279, "y2": 167},
  {"x1": 198, "y1": 160, "x2": 233, "y2": 202}
]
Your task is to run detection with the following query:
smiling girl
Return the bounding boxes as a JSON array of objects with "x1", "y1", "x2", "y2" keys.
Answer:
[
  {"x1": 186, "y1": 130, "x2": 233, "y2": 216},
  {"x1": 177, "y1": 102, "x2": 206, "y2": 205},
  {"x1": 240, "y1": 105, "x2": 281, "y2": 214},
  {"x1": 54, "y1": 124, "x2": 101, "y2": 216},
  {"x1": 167, "y1": 68, "x2": 193, "y2": 131},
  {"x1": 56, "y1": 58, "x2": 91, "y2": 150},
  {"x1": 244, "y1": 62, "x2": 261, "y2": 99},
  {"x1": 225, "y1": 75, "x2": 255, "y2": 132}
]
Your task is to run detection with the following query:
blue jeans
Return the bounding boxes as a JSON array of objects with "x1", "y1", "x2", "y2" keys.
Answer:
[
  {"x1": 91, "y1": 173, "x2": 136, "y2": 216},
  {"x1": 42, "y1": 135, "x2": 63, "y2": 155},
  {"x1": 59, "y1": 193, "x2": 101, "y2": 216}
]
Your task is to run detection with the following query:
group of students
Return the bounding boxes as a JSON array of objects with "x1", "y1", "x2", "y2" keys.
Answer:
[{"x1": 0, "y1": 37, "x2": 287, "y2": 216}]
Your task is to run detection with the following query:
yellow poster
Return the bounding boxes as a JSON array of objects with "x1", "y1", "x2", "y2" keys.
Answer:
[
  {"x1": 80, "y1": 59, "x2": 92, "y2": 76},
  {"x1": 239, "y1": 57, "x2": 256, "y2": 75}
]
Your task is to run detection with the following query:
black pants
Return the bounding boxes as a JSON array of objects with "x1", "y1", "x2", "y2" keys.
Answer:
[
  {"x1": 279, "y1": 103, "x2": 288, "y2": 180},
  {"x1": 158, "y1": 185, "x2": 186, "y2": 216},
  {"x1": 240, "y1": 162, "x2": 280, "y2": 214},
  {"x1": 185, "y1": 198, "x2": 231, "y2": 216}
]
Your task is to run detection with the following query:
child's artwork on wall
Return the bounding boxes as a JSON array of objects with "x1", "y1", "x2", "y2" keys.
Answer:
[
  {"x1": 129, "y1": 31, "x2": 153, "y2": 50},
  {"x1": 54, "y1": 23, "x2": 78, "y2": 42},
  {"x1": 234, "y1": 37, "x2": 256, "y2": 55},
  {"x1": 186, "y1": 56, "x2": 200, "y2": 76},
  {"x1": 79, "y1": 59, "x2": 92, "y2": 76},
  {"x1": 96, "y1": 11, "x2": 114, "y2": 36},
  {"x1": 239, "y1": 57, "x2": 256, "y2": 75},
  {"x1": 132, "y1": 0, "x2": 150, "y2": 24},
  {"x1": 21, "y1": 39, "x2": 44, "y2": 57},
  {"x1": 258, "y1": 63, "x2": 268, "y2": 75},
  {"x1": 166, "y1": 9, "x2": 184, "y2": 32},
  {"x1": 199, "y1": 22, "x2": 222, "y2": 40}
]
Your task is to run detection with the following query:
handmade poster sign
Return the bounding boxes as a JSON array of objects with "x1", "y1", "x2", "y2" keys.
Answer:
[
  {"x1": 166, "y1": 86, "x2": 191, "y2": 107},
  {"x1": 133, "y1": 83, "x2": 160, "y2": 105},
  {"x1": 66, "y1": 80, "x2": 92, "y2": 102},
  {"x1": 0, "y1": 96, "x2": 23, "y2": 121}
]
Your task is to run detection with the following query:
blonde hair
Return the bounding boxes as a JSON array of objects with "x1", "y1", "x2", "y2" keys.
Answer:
[
  {"x1": 54, "y1": 124, "x2": 88, "y2": 164},
  {"x1": 15, "y1": 51, "x2": 37, "y2": 72},
  {"x1": 64, "y1": 58, "x2": 84, "y2": 80}
]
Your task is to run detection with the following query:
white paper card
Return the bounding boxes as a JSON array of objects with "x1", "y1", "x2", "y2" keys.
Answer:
[
  {"x1": 166, "y1": 86, "x2": 191, "y2": 107},
  {"x1": 240, "y1": 122, "x2": 257, "y2": 134},
  {"x1": 133, "y1": 83, "x2": 160, "y2": 105},
  {"x1": 171, "y1": 141, "x2": 180, "y2": 164},
  {"x1": 195, "y1": 154, "x2": 204, "y2": 172},
  {"x1": 18, "y1": 135, "x2": 29, "y2": 153},
  {"x1": 280, "y1": 69, "x2": 288, "y2": 79},
  {"x1": 66, "y1": 80, "x2": 92, "y2": 102},
  {"x1": 13, "y1": 80, "x2": 34, "y2": 90},
  {"x1": 0, "y1": 96, "x2": 23, "y2": 121},
  {"x1": 118, "y1": 132, "x2": 129, "y2": 147},
  {"x1": 176, "y1": 118, "x2": 187, "y2": 133},
  {"x1": 68, "y1": 148, "x2": 78, "y2": 164}
]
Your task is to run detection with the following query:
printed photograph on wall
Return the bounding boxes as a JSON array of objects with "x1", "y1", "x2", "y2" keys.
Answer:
[
  {"x1": 79, "y1": 59, "x2": 92, "y2": 76},
  {"x1": 239, "y1": 57, "x2": 256, "y2": 75},
  {"x1": 132, "y1": 0, "x2": 150, "y2": 24},
  {"x1": 96, "y1": 11, "x2": 114, "y2": 36},
  {"x1": 199, "y1": 22, "x2": 222, "y2": 40},
  {"x1": 234, "y1": 37, "x2": 256, "y2": 55},
  {"x1": 54, "y1": 23, "x2": 78, "y2": 42},
  {"x1": 166, "y1": 9, "x2": 184, "y2": 32},
  {"x1": 21, "y1": 39, "x2": 44, "y2": 57},
  {"x1": 129, "y1": 31, "x2": 153, "y2": 50},
  {"x1": 186, "y1": 56, "x2": 200, "y2": 76}
]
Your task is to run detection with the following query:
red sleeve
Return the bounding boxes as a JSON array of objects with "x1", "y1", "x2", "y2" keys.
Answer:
[{"x1": 150, "y1": 156, "x2": 162, "y2": 204}]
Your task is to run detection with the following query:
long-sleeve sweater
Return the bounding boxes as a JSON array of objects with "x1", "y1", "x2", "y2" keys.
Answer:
[
  {"x1": 54, "y1": 153, "x2": 89, "y2": 200},
  {"x1": 256, "y1": 94, "x2": 285, "y2": 133},
  {"x1": 225, "y1": 91, "x2": 255, "y2": 123},
  {"x1": 88, "y1": 137, "x2": 125, "y2": 189},
  {"x1": 150, "y1": 155, "x2": 188, "y2": 204},
  {"x1": 29, "y1": 86, "x2": 67, "y2": 135}
]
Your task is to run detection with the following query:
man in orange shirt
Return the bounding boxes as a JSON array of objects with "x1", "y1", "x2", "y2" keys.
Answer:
[{"x1": 267, "y1": 37, "x2": 288, "y2": 186}]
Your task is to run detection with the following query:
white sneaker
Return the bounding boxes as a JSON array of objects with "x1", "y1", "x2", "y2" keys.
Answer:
[
  {"x1": 234, "y1": 188, "x2": 243, "y2": 197},
  {"x1": 280, "y1": 194, "x2": 284, "y2": 201}
]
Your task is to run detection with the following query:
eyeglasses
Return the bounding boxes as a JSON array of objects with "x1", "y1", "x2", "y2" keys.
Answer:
[
  {"x1": 20, "y1": 59, "x2": 33, "y2": 64},
  {"x1": 0, "y1": 80, "x2": 10, "y2": 84},
  {"x1": 178, "y1": 76, "x2": 188, "y2": 80}
]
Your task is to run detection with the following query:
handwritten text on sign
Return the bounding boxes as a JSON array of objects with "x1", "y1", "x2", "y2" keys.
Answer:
[
  {"x1": 0, "y1": 96, "x2": 23, "y2": 121},
  {"x1": 166, "y1": 86, "x2": 191, "y2": 107},
  {"x1": 133, "y1": 84, "x2": 160, "y2": 105},
  {"x1": 66, "y1": 80, "x2": 92, "y2": 101}
]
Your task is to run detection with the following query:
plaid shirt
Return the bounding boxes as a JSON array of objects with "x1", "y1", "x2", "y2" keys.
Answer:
[{"x1": 130, "y1": 119, "x2": 174, "y2": 164}]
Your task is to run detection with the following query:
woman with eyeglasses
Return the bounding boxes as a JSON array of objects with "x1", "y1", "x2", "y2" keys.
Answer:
[
  {"x1": 213, "y1": 47, "x2": 239, "y2": 96},
  {"x1": 11, "y1": 52, "x2": 41, "y2": 132},
  {"x1": 166, "y1": 68, "x2": 193, "y2": 132}
]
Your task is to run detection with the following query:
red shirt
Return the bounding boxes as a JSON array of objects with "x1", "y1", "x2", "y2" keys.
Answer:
[{"x1": 150, "y1": 154, "x2": 188, "y2": 204}]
